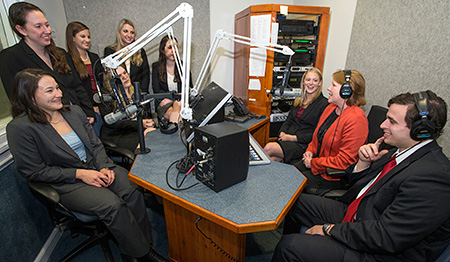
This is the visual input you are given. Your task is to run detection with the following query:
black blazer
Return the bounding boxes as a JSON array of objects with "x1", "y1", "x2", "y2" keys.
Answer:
[
  {"x1": 278, "y1": 93, "x2": 328, "y2": 144},
  {"x1": 0, "y1": 40, "x2": 94, "y2": 117},
  {"x1": 78, "y1": 51, "x2": 103, "y2": 106},
  {"x1": 333, "y1": 141, "x2": 450, "y2": 261},
  {"x1": 151, "y1": 61, "x2": 193, "y2": 93},
  {"x1": 98, "y1": 101, "x2": 140, "y2": 152},
  {"x1": 6, "y1": 105, "x2": 115, "y2": 194},
  {"x1": 104, "y1": 47, "x2": 150, "y2": 94}
]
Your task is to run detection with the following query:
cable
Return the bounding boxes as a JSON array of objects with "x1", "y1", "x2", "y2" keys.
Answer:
[
  {"x1": 195, "y1": 217, "x2": 240, "y2": 262},
  {"x1": 165, "y1": 154, "x2": 211, "y2": 191}
]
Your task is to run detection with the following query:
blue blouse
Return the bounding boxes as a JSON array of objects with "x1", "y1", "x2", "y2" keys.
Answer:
[{"x1": 62, "y1": 131, "x2": 87, "y2": 161}]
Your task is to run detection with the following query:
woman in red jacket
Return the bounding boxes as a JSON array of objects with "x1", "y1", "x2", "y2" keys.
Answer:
[{"x1": 294, "y1": 70, "x2": 368, "y2": 193}]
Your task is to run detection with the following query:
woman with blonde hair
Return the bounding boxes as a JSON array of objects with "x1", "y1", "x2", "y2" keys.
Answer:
[
  {"x1": 104, "y1": 19, "x2": 150, "y2": 94},
  {"x1": 264, "y1": 68, "x2": 328, "y2": 163}
]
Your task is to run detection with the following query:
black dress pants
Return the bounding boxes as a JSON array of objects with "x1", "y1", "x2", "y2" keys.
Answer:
[
  {"x1": 272, "y1": 194, "x2": 376, "y2": 262},
  {"x1": 60, "y1": 166, "x2": 153, "y2": 257}
]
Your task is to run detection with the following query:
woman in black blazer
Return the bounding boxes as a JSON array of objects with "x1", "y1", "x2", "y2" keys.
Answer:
[
  {"x1": 99, "y1": 65, "x2": 155, "y2": 152},
  {"x1": 264, "y1": 68, "x2": 328, "y2": 163},
  {"x1": 7, "y1": 68, "x2": 166, "y2": 262},
  {"x1": 151, "y1": 35, "x2": 193, "y2": 94},
  {"x1": 151, "y1": 36, "x2": 193, "y2": 127},
  {"x1": 66, "y1": 21, "x2": 103, "y2": 109},
  {"x1": 0, "y1": 2, "x2": 94, "y2": 121},
  {"x1": 104, "y1": 19, "x2": 150, "y2": 94}
]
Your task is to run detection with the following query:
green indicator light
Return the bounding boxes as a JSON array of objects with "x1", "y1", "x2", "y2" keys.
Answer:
[
  {"x1": 295, "y1": 40, "x2": 310, "y2": 43},
  {"x1": 295, "y1": 49, "x2": 308, "y2": 52}
]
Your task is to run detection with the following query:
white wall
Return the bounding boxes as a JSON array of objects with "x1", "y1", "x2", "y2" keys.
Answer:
[
  {"x1": 28, "y1": 0, "x2": 68, "y2": 47},
  {"x1": 209, "y1": 0, "x2": 358, "y2": 95}
]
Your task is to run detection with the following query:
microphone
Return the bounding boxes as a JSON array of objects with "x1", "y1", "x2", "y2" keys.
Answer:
[
  {"x1": 93, "y1": 93, "x2": 114, "y2": 103},
  {"x1": 279, "y1": 57, "x2": 293, "y2": 96},
  {"x1": 104, "y1": 99, "x2": 152, "y2": 125},
  {"x1": 104, "y1": 104, "x2": 138, "y2": 125},
  {"x1": 267, "y1": 88, "x2": 302, "y2": 97}
]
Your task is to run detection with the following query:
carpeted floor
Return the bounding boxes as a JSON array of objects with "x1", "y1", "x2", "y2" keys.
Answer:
[
  {"x1": 46, "y1": 191, "x2": 282, "y2": 262},
  {"x1": 1, "y1": 162, "x2": 281, "y2": 262}
]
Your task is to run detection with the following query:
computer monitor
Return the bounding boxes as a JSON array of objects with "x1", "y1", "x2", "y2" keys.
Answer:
[{"x1": 185, "y1": 82, "x2": 232, "y2": 142}]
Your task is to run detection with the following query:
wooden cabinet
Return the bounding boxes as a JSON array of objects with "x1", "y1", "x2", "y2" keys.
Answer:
[{"x1": 234, "y1": 4, "x2": 330, "y2": 117}]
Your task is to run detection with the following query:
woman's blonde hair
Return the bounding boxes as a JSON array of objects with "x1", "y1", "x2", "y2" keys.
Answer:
[
  {"x1": 293, "y1": 68, "x2": 323, "y2": 108},
  {"x1": 107, "y1": 19, "x2": 143, "y2": 66}
]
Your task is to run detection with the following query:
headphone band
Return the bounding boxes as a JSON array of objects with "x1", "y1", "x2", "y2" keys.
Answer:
[{"x1": 344, "y1": 70, "x2": 352, "y2": 83}]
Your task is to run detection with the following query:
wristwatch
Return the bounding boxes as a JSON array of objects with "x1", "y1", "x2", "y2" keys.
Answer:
[{"x1": 322, "y1": 223, "x2": 332, "y2": 236}]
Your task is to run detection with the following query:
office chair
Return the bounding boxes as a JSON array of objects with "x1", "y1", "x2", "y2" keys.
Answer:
[
  {"x1": 306, "y1": 105, "x2": 391, "y2": 198},
  {"x1": 93, "y1": 113, "x2": 135, "y2": 170},
  {"x1": 28, "y1": 180, "x2": 115, "y2": 262}
]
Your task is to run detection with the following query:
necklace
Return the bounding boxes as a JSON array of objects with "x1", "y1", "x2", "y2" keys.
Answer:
[
  {"x1": 50, "y1": 115, "x2": 63, "y2": 125},
  {"x1": 81, "y1": 55, "x2": 89, "y2": 62},
  {"x1": 80, "y1": 51, "x2": 89, "y2": 62}
]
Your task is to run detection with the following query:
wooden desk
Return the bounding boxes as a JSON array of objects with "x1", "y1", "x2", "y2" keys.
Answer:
[
  {"x1": 129, "y1": 126, "x2": 305, "y2": 262},
  {"x1": 228, "y1": 117, "x2": 270, "y2": 147}
]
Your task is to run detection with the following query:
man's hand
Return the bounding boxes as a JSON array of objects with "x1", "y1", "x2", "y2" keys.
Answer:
[
  {"x1": 76, "y1": 169, "x2": 110, "y2": 187},
  {"x1": 356, "y1": 137, "x2": 389, "y2": 172},
  {"x1": 305, "y1": 224, "x2": 335, "y2": 236}
]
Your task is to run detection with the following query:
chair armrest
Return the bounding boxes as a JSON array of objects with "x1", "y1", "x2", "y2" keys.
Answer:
[
  {"x1": 27, "y1": 180, "x2": 60, "y2": 204},
  {"x1": 105, "y1": 147, "x2": 135, "y2": 162},
  {"x1": 326, "y1": 167, "x2": 346, "y2": 177},
  {"x1": 100, "y1": 138, "x2": 117, "y2": 148}
]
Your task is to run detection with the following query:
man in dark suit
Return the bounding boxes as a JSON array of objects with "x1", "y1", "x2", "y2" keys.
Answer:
[{"x1": 272, "y1": 90, "x2": 450, "y2": 262}]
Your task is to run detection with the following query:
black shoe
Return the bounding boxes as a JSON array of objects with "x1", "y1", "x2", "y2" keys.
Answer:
[
  {"x1": 140, "y1": 249, "x2": 168, "y2": 262},
  {"x1": 160, "y1": 122, "x2": 178, "y2": 134}
]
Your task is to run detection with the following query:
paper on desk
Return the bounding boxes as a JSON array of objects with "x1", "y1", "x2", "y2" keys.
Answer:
[
  {"x1": 249, "y1": 47, "x2": 266, "y2": 77},
  {"x1": 248, "y1": 79, "x2": 261, "y2": 90}
]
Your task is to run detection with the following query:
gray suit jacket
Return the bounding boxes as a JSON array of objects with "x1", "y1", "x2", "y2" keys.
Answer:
[{"x1": 7, "y1": 105, "x2": 115, "y2": 194}]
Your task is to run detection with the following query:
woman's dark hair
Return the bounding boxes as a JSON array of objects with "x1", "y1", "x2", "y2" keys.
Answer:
[
  {"x1": 66, "y1": 21, "x2": 89, "y2": 79},
  {"x1": 158, "y1": 35, "x2": 180, "y2": 84},
  {"x1": 8, "y1": 2, "x2": 71, "y2": 74},
  {"x1": 11, "y1": 68, "x2": 67, "y2": 123}
]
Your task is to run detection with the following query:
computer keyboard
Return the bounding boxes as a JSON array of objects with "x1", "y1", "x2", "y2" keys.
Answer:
[{"x1": 248, "y1": 134, "x2": 271, "y2": 166}]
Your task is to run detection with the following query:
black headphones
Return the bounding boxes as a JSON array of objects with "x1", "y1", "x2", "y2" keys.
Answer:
[
  {"x1": 410, "y1": 91, "x2": 436, "y2": 140},
  {"x1": 340, "y1": 70, "x2": 353, "y2": 99}
]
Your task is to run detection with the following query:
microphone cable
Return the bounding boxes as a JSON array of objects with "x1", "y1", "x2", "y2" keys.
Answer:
[{"x1": 165, "y1": 153, "x2": 211, "y2": 191}]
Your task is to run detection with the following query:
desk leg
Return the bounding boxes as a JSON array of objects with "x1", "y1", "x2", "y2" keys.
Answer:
[{"x1": 163, "y1": 199, "x2": 246, "y2": 262}]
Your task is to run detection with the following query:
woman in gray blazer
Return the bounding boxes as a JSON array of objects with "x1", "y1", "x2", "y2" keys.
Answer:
[{"x1": 7, "y1": 68, "x2": 166, "y2": 262}]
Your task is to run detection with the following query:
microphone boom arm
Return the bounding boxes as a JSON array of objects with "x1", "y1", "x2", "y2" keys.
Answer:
[
  {"x1": 101, "y1": 2, "x2": 193, "y2": 120},
  {"x1": 193, "y1": 29, "x2": 294, "y2": 96}
]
